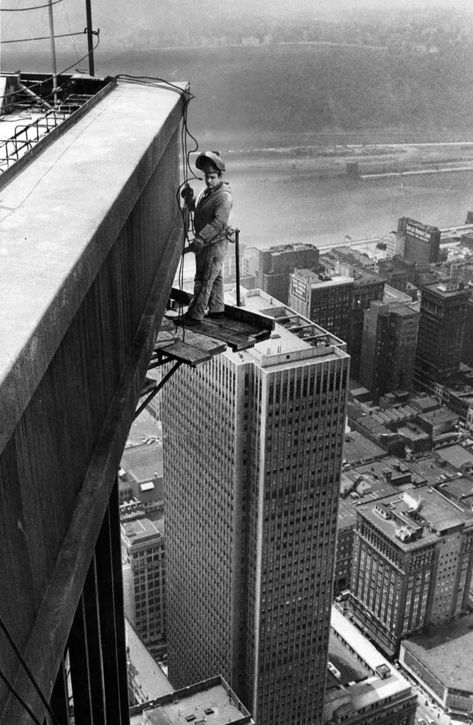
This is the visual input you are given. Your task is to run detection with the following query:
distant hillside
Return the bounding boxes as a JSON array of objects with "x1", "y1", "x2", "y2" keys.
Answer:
[
  {"x1": 9, "y1": 43, "x2": 473, "y2": 149},
  {"x1": 100, "y1": 44, "x2": 473, "y2": 147}
]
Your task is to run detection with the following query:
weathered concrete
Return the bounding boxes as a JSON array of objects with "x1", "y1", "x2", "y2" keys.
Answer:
[
  {"x1": 0, "y1": 78, "x2": 186, "y2": 724},
  {"x1": 0, "y1": 80, "x2": 185, "y2": 454}
]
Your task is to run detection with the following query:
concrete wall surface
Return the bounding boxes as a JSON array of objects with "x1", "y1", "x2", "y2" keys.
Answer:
[{"x1": 0, "y1": 79, "x2": 185, "y2": 723}]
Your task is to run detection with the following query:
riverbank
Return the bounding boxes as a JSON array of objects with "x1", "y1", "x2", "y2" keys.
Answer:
[{"x1": 223, "y1": 141, "x2": 473, "y2": 180}]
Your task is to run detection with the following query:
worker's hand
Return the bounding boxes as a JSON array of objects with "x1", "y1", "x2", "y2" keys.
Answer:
[{"x1": 180, "y1": 184, "x2": 195, "y2": 208}]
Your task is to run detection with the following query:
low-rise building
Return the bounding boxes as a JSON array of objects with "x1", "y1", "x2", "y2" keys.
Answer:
[
  {"x1": 120, "y1": 441, "x2": 164, "y2": 511},
  {"x1": 130, "y1": 676, "x2": 254, "y2": 725},
  {"x1": 125, "y1": 618, "x2": 173, "y2": 706},
  {"x1": 324, "y1": 608, "x2": 417, "y2": 724},
  {"x1": 400, "y1": 614, "x2": 473, "y2": 719}
]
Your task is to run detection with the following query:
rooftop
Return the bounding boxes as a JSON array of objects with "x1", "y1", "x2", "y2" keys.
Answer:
[
  {"x1": 121, "y1": 516, "x2": 164, "y2": 546},
  {"x1": 421, "y1": 280, "x2": 470, "y2": 298},
  {"x1": 342, "y1": 429, "x2": 387, "y2": 465},
  {"x1": 436, "y1": 444, "x2": 473, "y2": 470},
  {"x1": 293, "y1": 270, "x2": 354, "y2": 289},
  {"x1": 125, "y1": 619, "x2": 173, "y2": 702},
  {"x1": 359, "y1": 484, "x2": 473, "y2": 548},
  {"x1": 262, "y1": 243, "x2": 317, "y2": 256},
  {"x1": 229, "y1": 289, "x2": 348, "y2": 369},
  {"x1": 338, "y1": 470, "x2": 397, "y2": 529},
  {"x1": 417, "y1": 407, "x2": 459, "y2": 426},
  {"x1": 121, "y1": 442, "x2": 163, "y2": 483},
  {"x1": 130, "y1": 677, "x2": 253, "y2": 725},
  {"x1": 383, "y1": 284, "x2": 414, "y2": 305},
  {"x1": 402, "y1": 613, "x2": 473, "y2": 692},
  {"x1": 325, "y1": 608, "x2": 413, "y2": 720},
  {"x1": 438, "y1": 475, "x2": 473, "y2": 504}
]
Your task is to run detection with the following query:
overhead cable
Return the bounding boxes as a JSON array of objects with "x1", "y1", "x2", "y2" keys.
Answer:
[
  {"x1": 0, "y1": 31, "x2": 100, "y2": 103},
  {"x1": 1, "y1": 29, "x2": 88, "y2": 44},
  {"x1": 1, "y1": 0, "x2": 62, "y2": 10}
]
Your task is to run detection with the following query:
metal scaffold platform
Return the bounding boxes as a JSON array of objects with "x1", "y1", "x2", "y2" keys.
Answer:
[{"x1": 134, "y1": 288, "x2": 275, "y2": 418}]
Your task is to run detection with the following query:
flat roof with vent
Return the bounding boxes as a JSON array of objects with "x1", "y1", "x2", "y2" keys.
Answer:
[{"x1": 129, "y1": 676, "x2": 253, "y2": 725}]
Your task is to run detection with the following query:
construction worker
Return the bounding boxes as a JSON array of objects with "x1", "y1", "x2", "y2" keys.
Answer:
[{"x1": 179, "y1": 150, "x2": 233, "y2": 325}]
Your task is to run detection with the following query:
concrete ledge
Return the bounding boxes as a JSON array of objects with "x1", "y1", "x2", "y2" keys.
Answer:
[{"x1": 0, "y1": 80, "x2": 186, "y2": 454}]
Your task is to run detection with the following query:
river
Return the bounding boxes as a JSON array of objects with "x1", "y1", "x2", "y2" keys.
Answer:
[{"x1": 226, "y1": 159, "x2": 473, "y2": 249}]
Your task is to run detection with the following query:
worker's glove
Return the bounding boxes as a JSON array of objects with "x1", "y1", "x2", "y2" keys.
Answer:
[
  {"x1": 180, "y1": 184, "x2": 195, "y2": 208},
  {"x1": 183, "y1": 238, "x2": 204, "y2": 255}
]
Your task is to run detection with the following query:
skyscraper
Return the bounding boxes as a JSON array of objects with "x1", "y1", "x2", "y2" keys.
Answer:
[
  {"x1": 162, "y1": 290, "x2": 349, "y2": 725},
  {"x1": 256, "y1": 244, "x2": 320, "y2": 304},
  {"x1": 398, "y1": 216, "x2": 441, "y2": 265},
  {"x1": 415, "y1": 280, "x2": 470, "y2": 383},
  {"x1": 288, "y1": 269, "x2": 354, "y2": 343},
  {"x1": 360, "y1": 300, "x2": 419, "y2": 402},
  {"x1": 121, "y1": 513, "x2": 166, "y2": 662}
]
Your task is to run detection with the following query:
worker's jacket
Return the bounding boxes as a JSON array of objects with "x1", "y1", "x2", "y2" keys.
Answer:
[{"x1": 193, "y1": 181, "x2": 233, "y2": 247}]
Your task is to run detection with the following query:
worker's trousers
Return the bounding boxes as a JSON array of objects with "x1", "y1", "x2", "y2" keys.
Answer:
[{"x1": 187, "y1": 239, "x2": 228, "y2": 321}]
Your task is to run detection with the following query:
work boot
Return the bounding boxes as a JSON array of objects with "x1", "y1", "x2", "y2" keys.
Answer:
[{"x1": 175, "y1": 314, "x2": 202, "y2": 326}]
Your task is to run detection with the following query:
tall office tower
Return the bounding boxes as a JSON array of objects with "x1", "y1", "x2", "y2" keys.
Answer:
[
  {"x1": 461, "y1": 295, "x2": 473, "y2": 366},
  {"x1": 398, "y1": 217, "x2": 441, "y2": 265},
  {"x1": 162, "y1": 290, "x2": 349, "y2": 725},
  {"x1": 360, "y1": 301, "x2": 419, "y2": 402},
  {"x1": 256, "y1": 243, "x2": 320, "y2": 304},
  {"x1": 348, "y1": 487, "x2": 473, "y2": 657},
  {"x1": 350, "y1": 270, "x2": 385, "y2": 380},
  {"x1": 415, "y1": 280, "x2": 470, "y2": 383},
  {"x1": 121, "y1": 513, "x2": 166, "y2": 661},
  {"x1": 288, "y1": 269, "x2": 354, "y2": 344}
]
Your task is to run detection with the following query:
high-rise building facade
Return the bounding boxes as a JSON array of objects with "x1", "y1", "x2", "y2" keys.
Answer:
[
  {"x1": 162, "y1": 290, "x2": 349, "y2": 725},
  {"x1": 288, "y1": 269, "x2": 354, "y2": 343},
  {"x1": 348, "y1": 487, "x2": 473, "y2": 656},
  {"x1": 398, "y1": 216, "x2": 441, "y2": 265},
  {"x1": 360, "y1": 301, "x2": 419, "y2": 402},
  {"x1": 256, "y1": 243, "x2": 320, "y2": 304},
  {"x1": 349, "y1": 270, "x2": 385, "y2": 380},
  {"x1": 415, "y1": 280, "x2": 470, "y2": 383},
  {"x1": 121, "y1": 514, "x2": 166, "y2": 661}
]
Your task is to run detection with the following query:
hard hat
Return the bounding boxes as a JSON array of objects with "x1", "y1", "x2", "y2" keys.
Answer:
[{"x1": 195, "y1": 150, "x2": 226, "y2": 173}]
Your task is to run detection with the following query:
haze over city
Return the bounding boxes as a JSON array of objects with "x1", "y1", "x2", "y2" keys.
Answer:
[{"x1": 3, "y1": 2, "x2": 473, "y2": 724}]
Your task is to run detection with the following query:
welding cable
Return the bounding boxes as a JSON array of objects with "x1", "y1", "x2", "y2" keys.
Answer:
[
  {"x1": 114, "y1": 74, "x2": 199, "y2": 181},
  {"x1": 1, "y1": 0, "x2": 62, "y2": 10},
  {"x1": 0, "y1": 668, "x2": 44, "y2": 725},
  {"x1": 0, "y1": 614, "x2": 63, "y2": 725}
]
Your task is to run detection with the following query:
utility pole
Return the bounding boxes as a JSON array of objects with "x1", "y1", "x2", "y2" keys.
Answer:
[
  {"x1": 85, "y1": 0, "x2": 95, "y2": 76},
  {"x1": 47, "y1": 0, "x2": 58, "y2": 104},
  {"x1": 235, "y1": 228, "x2": 241, "y2": 306}
]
